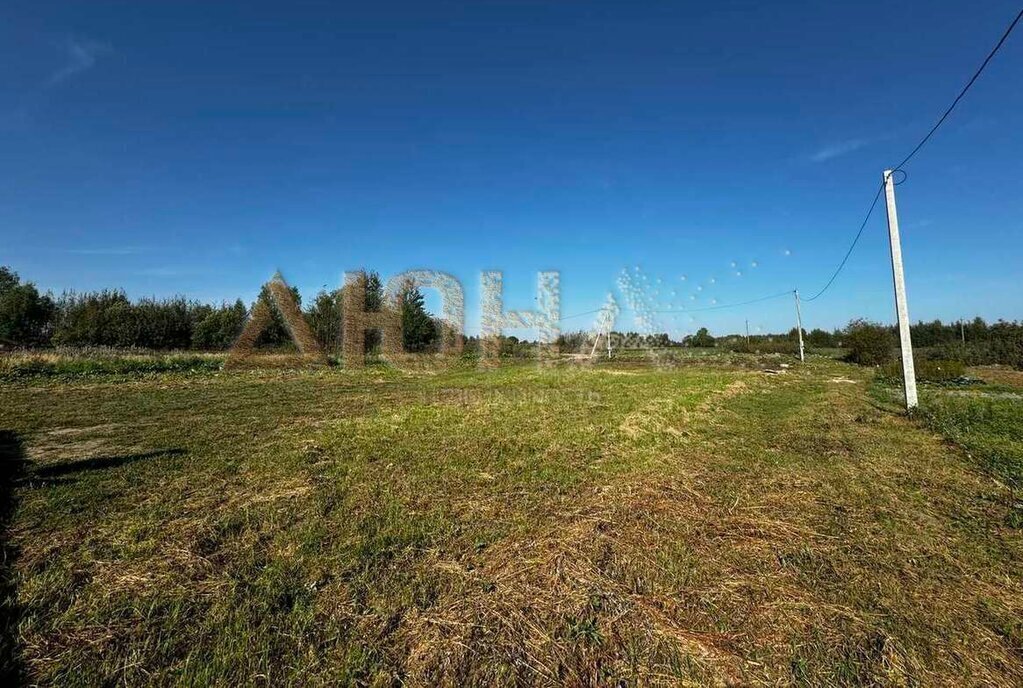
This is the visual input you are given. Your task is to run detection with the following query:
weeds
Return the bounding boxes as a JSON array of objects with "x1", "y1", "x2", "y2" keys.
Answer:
[{"x1": 0, "y1": 351, "x2": 224, "y2": 381}]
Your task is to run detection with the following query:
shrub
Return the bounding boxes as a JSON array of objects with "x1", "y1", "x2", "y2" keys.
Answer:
[
  {"x1": 0, "y1": 353, "x2": 223, "y2": 381},
  {"x1": 878, "y1": 358, "x2": 965, "y2": 383},
  {"x1": 928, "y1": 339, "x2": 1023, "y2": 370},
  {"x1": 844, "y1": 319, "x2": 894, "y2": 366},
  {"x1": 735, "y1": 339, "x2": 799, "y2": 355}
]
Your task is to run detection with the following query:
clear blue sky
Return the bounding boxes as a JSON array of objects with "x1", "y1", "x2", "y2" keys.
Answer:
[{"x1": 2, "y1": 1, "x2": 1021, "y2": 338}]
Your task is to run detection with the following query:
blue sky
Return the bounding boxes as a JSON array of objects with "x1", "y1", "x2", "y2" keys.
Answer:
[{"x1": 2, "y1": 1, "x2": 1021, "y2": 338}]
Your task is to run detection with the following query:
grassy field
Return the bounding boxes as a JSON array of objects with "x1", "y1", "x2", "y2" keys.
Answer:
[{"x1": 1, "y1": 355, "x2": 1021, "y2": 685}]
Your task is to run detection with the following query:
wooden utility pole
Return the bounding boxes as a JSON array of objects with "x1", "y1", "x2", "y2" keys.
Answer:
[
  {"x1": 794, "y1": 290, "x2": 805, "y2": 363},
  {"x1": 883, "y1": 169, "x2": 918, "y2": 410}
]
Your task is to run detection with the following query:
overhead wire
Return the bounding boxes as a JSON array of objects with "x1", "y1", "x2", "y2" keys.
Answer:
[
  {"x1": 559, "y1": 8, "x2": 1023, "y2": 322},
  {"x1": 804, "y1": 7, "x2": 1023, "y2": 301}
]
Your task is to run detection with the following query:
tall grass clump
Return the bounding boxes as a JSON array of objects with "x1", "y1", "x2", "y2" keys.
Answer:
[{"x1": 0, "y1": 350, "x2": 223, "y2": 381}]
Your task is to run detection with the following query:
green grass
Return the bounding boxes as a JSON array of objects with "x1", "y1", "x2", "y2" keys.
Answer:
[
  {"x1": 876, "y1": 366, "x2": 1023, "y2": 532},
  {"x1": 916, "y1": 394, "x2": 1023, "y2": 488},
  {"x1": 0, "y1": 351, "x2": 225, "y2": 382},
  {"x1": 1, "y1": 357, "x2": 1021, "y2": 685}
]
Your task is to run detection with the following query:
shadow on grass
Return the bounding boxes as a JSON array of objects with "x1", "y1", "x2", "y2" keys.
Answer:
[
  {"x1": 32, "y1": 448, "x2": 186, "y2": 479},
  {"x1": 0, "y1": 442, "x2": 187, "y2": 679},
  {"x1": 0, "y1": 431, "x2": 27, "y2": 683}
]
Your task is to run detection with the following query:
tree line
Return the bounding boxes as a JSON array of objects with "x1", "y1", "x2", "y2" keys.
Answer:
[
  {"x1": 1, "y1": 265, "x2": 1019, "y2": 366},
  {"x1": 0, "y1": 266, "x2": 439, "y2": 354},
  {"x1": 557, "y1": 318, "x2": 1021, "y2": 367}
]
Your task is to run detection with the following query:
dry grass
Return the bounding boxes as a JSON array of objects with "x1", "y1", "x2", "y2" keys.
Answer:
[
  {"x1": 969, "y1": 365, "x2": 1023, "y2": 390},
  {"x1": 0, "y1": 358, "x2": 1020, "y2": 685}
]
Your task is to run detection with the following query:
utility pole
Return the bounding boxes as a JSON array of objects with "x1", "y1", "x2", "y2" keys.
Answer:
[
  {"x1": 960, "y1": 319, "x2": 966, "y2": 344},
  {"x1": 883, "y1": 169, "x2": 918, "y2": 410},
  {"x1": 745, "y1": 319, "x2": 750, "y2": 347},
  {"x1": 589, "y1": 325, "x2": 613, "y2": 359},
  {"x1": 794, "y1": 290, "x2": 805, "y2": 363}
]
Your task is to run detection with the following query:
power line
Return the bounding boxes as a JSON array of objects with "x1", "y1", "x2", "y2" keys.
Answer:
[
  {"x1": 805, "y1": 7, "x2": 1023, "y2": 301},
  {"x1": 803, "y1": 182, "x2": 884, "y2": 302},
  {"x1": 563, "y1": 9, "x2": 1023, "y2": 320},
  {"x1": 558, "y1": 308, "x2": 604, "y2": 322},
  {"x1": 893, "y1": 8, "x2": 1023, "y2": 171}
]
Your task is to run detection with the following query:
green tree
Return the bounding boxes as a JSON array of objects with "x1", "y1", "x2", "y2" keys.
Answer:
[
  {"x1": 397, "y1": 281, "x2": 438, "y2": 353},
  {"x1": 192, "y1": 300, "x2": 247, "y2": 349},
  {"x1": 53, "y1": 290, "x2": 131, "y2": 347},
  {"x1": 305, "y1": 289, "x2": 344, "y2": 354},
  {"x1": 0, "y1": 267, "x2": 55, "y2": 346},
  {"x1": 807, "y1": 328, "x2": 837, "y2": 348},
  {"x1": 0, "y1": 267, "x2": 17, "y2": 292},
  {"x1": 52, "y1": 290, "x2": 202, "y2": 349},
  {"x1": 556, "y1": 330, "x2": 589, "y2": 353},
  {"x1": 304, "y1": 273, "x2": 386, "y2": 354},
  {"x1": 362, "y1": 272, "x2": 384, "y2": 352},
  {"x1": 252, "y1": 283, "x2": 302, "y2": 348},
  {"x1": 364, "y1": 272, "x2": 383, "y2": 312},
  {"x1": 690, "y1": 327, "x2": 716, "y2": 347},
  {"x1": 131, "y1": 297, "x2": 195, "y2": 349}
]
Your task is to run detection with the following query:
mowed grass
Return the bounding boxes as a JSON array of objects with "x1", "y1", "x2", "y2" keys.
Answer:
[{"x1": 0, "y1": 358, "x2": 1021, "y2": 686}]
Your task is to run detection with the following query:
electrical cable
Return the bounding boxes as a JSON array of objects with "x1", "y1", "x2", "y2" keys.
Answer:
[
  {"x1": 804, "y1": 7, "x2": 1023, "y2": 301},
  {"x1": 560, "y1": 9, "x2": 1023, "y2": 320}
]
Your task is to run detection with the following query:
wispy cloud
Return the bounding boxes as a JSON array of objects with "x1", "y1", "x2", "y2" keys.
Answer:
[
  {"x1": 2, "y1": 36, "x2": 111, "y2": 130},
  {"x1": 44, "y1": 37, "x2": 110, "y2": 88},
  {"x1": 133, "y1": 267, "x2": 185, "y2": 278},
  {"x1": 67, "y1": 247, "x2": 149, "y2": 256},
  {"x1": 809, "y1": 137, "x2": 872, "y2": 163}
]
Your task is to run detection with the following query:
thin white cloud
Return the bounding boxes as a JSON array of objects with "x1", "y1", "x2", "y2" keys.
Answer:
[
  {"x1": 67, "y1": 247, "x2": 148, "y2": 256},
  {"x1": 44, "y1": 37, "x2": 110, "y2": 88},
  {"x1": 133, "y1": 268, "x2": 184, "y2": 278},
  {"x1": 809, "y1": 137, "x2": 872, "y2": 163}
]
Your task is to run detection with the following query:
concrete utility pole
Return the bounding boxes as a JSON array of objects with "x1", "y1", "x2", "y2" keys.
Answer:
[
  {"x1": 960, "y1": 319, "x2": 966, "y2": 344},
  {"x1": 794, "y1": 290, "x2": 805, "y2": 363},
  {"x1": 589, "y1": 325, "x2": 614, "y2": 359},
  {"x1": 745, "y1": 319, "x2": 750, "y2": 347},
  {"x1": 883, "y1": 169, "x2": 918, "y2": 410}
]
